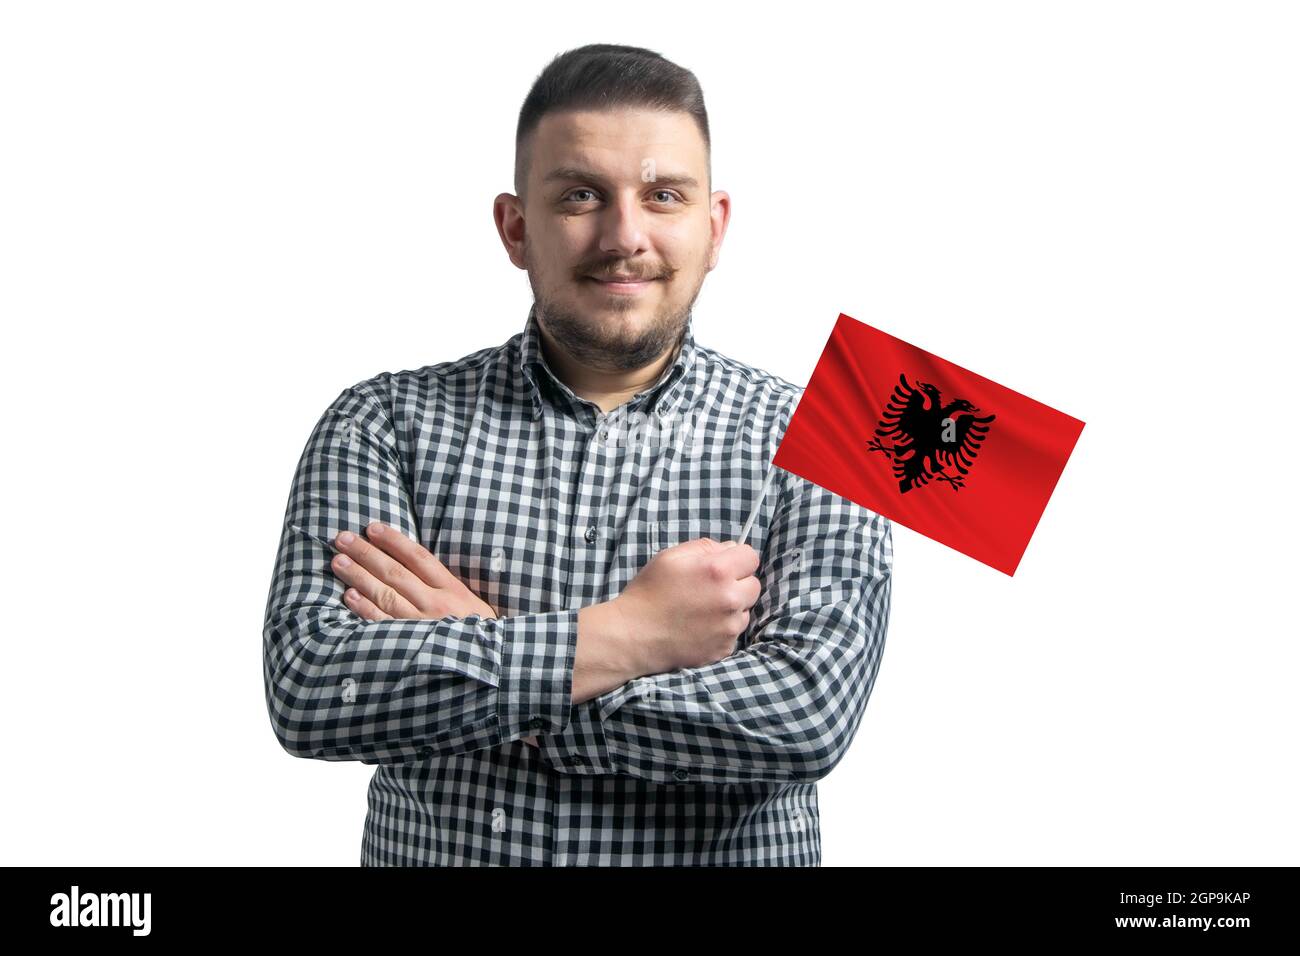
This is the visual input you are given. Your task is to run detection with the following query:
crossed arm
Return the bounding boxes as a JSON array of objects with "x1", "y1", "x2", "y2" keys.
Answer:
[
  {"x1": 263, "y1": 384, "x2": 892, "y2": 782},
  {"x1": 326, "y1": 520, "x2": 643, "y2": 748}
]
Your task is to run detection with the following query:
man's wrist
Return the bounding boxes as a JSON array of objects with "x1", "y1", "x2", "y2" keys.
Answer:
[{"x1": 573, "y1": 599, "x2": 645, "y2": 705}]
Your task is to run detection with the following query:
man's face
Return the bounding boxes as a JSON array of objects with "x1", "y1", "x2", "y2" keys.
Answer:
[{"x1": 498, "y1": 108, "x2": 730, "y2": 372}]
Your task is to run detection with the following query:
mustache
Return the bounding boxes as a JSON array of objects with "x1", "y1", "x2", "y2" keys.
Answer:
[{"x1": 580, "y1": 263, "x2": 675, "y2": 281}]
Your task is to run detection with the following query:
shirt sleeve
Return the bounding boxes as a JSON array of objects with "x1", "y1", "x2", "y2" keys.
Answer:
[
  {"x1": 262, "y1": 384, "x2": 579, "y2": 766},
  {"x1": 535, "y1": 466, "x2": 894, "y2": 785}
]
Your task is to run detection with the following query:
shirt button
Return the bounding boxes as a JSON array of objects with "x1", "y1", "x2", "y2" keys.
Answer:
[
  {"x1": 584, "y1": 525, "x2": 598, "y2": 544},
  {"x1": 596, "y1": 426, "x2": 608, "y2": 443},
  {"x1": 529, "y1": 717, "x2": 545, "y2": 730},
  {"x1": 418, "y1": 746, "x2": 434, "y2": 759},
  {"x1": 673, "y1": 769, "x2": 689, "y2": 781}
]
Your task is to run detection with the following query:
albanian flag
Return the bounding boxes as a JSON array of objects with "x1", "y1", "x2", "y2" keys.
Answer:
[{"x1": 772, "y1": 313, "x2": 1085, "y2": 576}]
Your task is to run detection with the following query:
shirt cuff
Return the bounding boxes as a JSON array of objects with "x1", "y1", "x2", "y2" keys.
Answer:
[
  {"x1": 537, "y1": 676, "x2": 665, "y2": 775},
  {"x1": 536, "y1": 696, "x2": 617, "y2": 774},
  {"x1": 492, "y1": 608, "x2": 580, "y2": 742}
]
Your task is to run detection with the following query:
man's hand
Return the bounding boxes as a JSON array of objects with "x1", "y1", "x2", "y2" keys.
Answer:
[
  {"x1": 614, "y1": 537, "x2": 762, "y2": 676},
  {"x1": 330, "y1": 522, "x2": 498, "y2": 621},
  {"x1": 522, "y1": 540, "x2": 760, "y2": 754},
  {"x1": 331, "y1": 523, "x2": 542, "y2": 748}
]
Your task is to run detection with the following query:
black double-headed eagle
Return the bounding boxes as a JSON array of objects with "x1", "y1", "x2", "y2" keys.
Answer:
[{"x1": 867, "y1": 373, "x2": 996, "y2": 492}]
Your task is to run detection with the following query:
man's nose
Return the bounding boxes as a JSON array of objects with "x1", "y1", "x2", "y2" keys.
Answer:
[{"x1": 597, "y1": 191, "x2": 650, "y2": 258}]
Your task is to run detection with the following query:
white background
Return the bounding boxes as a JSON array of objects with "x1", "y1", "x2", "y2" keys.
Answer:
[{"x1": 2, "y1": 1, "x2": 1295, "y2": 866}]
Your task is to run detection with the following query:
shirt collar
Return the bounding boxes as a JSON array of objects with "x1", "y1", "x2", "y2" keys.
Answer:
[{"x1": 517, "y1": 301, "x2": 698, "y2": 422}]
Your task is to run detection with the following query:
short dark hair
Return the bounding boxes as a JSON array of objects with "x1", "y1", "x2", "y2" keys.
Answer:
[{"x1": 514, "y1": 44, "x2": 711, "y2": 201}]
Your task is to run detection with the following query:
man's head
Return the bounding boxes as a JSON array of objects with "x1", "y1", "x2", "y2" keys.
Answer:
[{"x1": 495, "y1": 44, "x2": 730, "y2": 375}]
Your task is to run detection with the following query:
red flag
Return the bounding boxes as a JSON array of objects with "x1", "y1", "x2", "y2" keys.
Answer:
[{"x1": 772, "y1": 313, "x2": 1085, "y2": 576}]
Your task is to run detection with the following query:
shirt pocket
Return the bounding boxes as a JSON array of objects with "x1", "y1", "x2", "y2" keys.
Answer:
[
  {"x1": 612, "y1": 516, "x2": 748, "y2": 592},
  {"x1": 651, "y1": 516, "x2": 748, "y2": 553}
]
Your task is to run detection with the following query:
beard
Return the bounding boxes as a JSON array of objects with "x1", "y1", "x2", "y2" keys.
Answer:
[
  {"x1": 535, "y1": 293, "x2": 694, "y2": 372},
  {"x1": 524, "y1": 242, "x2": 704, "y2": 373}
]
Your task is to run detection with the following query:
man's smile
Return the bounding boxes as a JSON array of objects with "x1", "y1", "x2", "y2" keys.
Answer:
[{"x1": 584, "y1": 276, "x2": 661, "y2": 295}]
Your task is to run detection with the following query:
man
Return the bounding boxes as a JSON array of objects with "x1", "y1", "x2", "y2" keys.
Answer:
[{"x1": 262, "y1": 43, "x2": 893, "y2": 866}]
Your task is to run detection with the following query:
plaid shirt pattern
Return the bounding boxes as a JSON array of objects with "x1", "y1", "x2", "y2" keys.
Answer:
[{"x1": 263, "y1": 303, "x2": 893, "y2": 865}]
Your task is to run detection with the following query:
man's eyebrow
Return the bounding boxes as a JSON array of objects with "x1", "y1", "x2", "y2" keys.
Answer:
[{"x1": 542, "y1": 165, "x2": 701, "y2": 191}]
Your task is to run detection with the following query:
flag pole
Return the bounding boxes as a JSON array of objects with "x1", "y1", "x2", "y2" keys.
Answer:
[{"x1": 737, "y1": 460, "x2": 778, "y2": 547}]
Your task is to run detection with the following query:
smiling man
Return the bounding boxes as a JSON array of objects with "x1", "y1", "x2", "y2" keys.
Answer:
[{"x1": 262, "y1": 43, "x2": 893, "y2": 867}]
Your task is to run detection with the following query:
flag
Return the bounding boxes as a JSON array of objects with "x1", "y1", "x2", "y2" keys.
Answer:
[{"x1": 772, "y1": 313, "x2": 1085, "y2": 576}]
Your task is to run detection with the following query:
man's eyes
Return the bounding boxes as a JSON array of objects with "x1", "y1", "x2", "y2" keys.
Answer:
[{"x1": 562, "y1": 188, "x2": 681, "y2": 205}]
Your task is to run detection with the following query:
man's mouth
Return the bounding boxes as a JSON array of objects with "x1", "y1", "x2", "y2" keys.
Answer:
[{"x1": 584, "y1": 275, "x2": 660, "y2": 294}]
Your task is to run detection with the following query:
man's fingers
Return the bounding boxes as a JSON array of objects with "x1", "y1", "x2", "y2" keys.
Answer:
[
  {"x1": 330, "y1": 539, "x2": 422, "y2": 618},
  {"x1": 332, "y1": 527, "x2": 431, "y2": 608},
  {"x1": 343, "y1": 587, "x2": 392, "y2": 621},
  {"x1": 717, "y1": 541, "x2": 761, "y2": 578},
  {"x1": 688, "y1": 537, "x2": 761, "y2": 578},
  {"x1": 362, "y1": 522, "x2": 461, "y2": 591}
]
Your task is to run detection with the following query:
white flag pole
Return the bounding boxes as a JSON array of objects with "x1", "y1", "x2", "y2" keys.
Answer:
[
  {"x1": 737, "y1": 459, "x2": 778, "y2": 547},
  {"x1": 736, "y1": 392, "x2": 800, "y2": 548}
]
